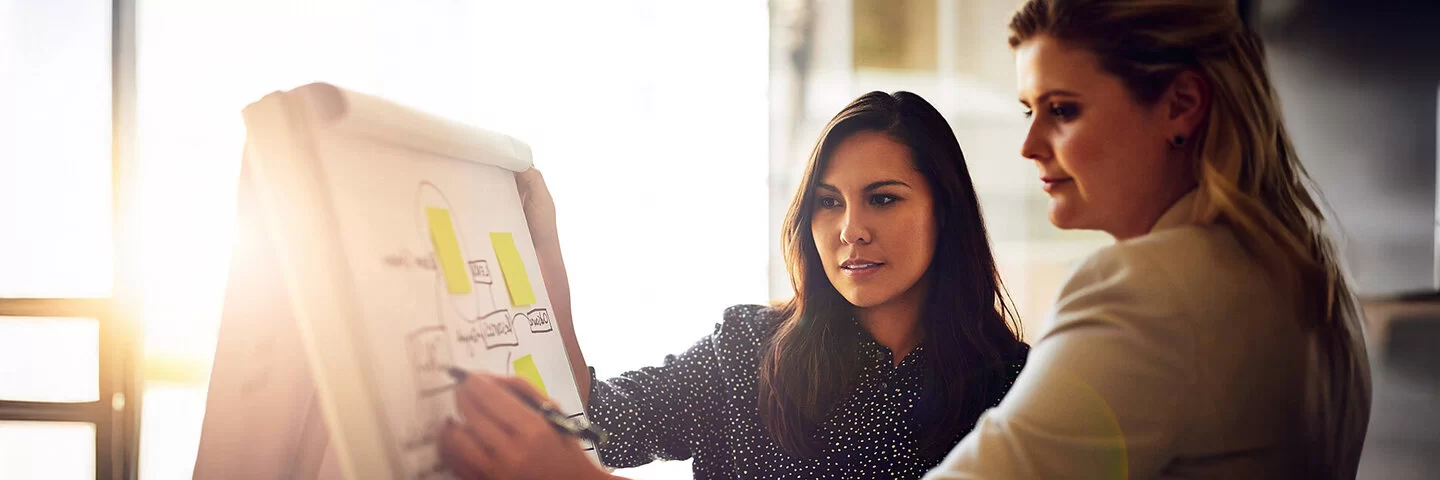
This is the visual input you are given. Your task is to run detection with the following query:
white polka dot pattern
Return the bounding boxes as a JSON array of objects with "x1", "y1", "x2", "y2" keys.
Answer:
[{"x1": 585, "y1": 305, "x2": 1028, "y2": 479}]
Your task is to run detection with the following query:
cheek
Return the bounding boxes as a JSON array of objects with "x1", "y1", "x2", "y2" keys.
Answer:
[
  {"x1": 916, "y1": 216, "x2": 938, "y2": 265},
  {"x1": 1054, "y1": 122, "x2": 1110, "y2": 179},
  {"x1": 1061, "y1": 109, "x2": 1166, "y2": 182},
  {"x1": 892, "y1": 206, "x2": 938, "y2": 263},
  {"x1": 810, "y1": 216, "x2": 836, "y2": 255}
]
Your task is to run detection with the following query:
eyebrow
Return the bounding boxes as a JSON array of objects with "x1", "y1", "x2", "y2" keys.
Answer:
[
  {"x1": 817, "y1": 180, "x2": 912, "y2": 193},
  {"x1": 1019, "y1": 89, "x2": 1081, "y2": 107}
]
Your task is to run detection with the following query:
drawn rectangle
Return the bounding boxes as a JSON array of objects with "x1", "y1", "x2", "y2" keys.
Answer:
[
  {"x1": 524, "y1": 308, "x2": 553, "y2": 333},
  {"x1": 468, "y1": 260, "x2": 492, "y2": 285},
  {"x1": 426, "y1": 207, "x2": 472, "y2": 294},
  {"x1": 406, "y1": 326, "x2": 453, "y2": 398}
]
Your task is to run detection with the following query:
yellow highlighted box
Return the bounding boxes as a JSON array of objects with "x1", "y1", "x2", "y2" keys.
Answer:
[
  {"x1": 426, "y1": 207, "x2": 471, "y2": 294},
  {"x1": 489, "y1": 232, "x2": 537, "y2": 306},
  {"x1": 512, "y1": 354, "x2": 548, "y2": 397}
]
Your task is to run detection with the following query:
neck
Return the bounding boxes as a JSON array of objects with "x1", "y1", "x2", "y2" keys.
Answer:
[
  {"x1": 855, "y1": 286, "x2": 926, "y2": 366},
  {"x1": 1110, "y1": 181, "x2": 1197, "y2": 241}
]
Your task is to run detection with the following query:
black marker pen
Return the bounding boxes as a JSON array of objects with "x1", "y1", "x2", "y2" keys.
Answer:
[{"x1": 446, "y1": 366, "x2": 607, "y2": 447}]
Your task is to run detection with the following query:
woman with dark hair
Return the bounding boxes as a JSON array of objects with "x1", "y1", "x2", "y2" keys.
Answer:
[{"x1": 439, "y1": 91, "x2": 1030, "y2": 479}]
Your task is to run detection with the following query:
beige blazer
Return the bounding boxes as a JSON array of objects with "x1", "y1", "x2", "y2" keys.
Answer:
[{"x1": 925, "y1": 192, "x2": 1371, "y2": 479}]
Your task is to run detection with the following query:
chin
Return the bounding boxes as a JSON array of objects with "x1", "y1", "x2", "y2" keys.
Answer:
[
  {"x1": 1047, "y1": 198, "x2": 1085, "y2": 230},
  {"x1": 838, "y1": 288, "x2": 893, "y2": 309}
]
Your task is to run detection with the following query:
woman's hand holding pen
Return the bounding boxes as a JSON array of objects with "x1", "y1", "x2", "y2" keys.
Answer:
[
  {"x1": 440, "y1": 370, "x2": 616, "y2": 480},
  {"x1": 437, "y1": 173, "x2": 611, "y2": 478}
]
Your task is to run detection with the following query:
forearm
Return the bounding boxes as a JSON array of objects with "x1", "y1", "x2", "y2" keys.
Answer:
[{"x1": 533, "y1": 236, "x2": 590, "y2": 405}]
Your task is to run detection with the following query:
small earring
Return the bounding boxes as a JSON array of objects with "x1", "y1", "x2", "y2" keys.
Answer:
[{"x1": 1172, "y1": 135, "x2": 1185, "y2": 147}]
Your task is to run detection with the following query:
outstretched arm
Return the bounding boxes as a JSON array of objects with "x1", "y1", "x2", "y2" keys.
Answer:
[{"x1": 516, "y1": 168, "x2": 590, "y2": 405}]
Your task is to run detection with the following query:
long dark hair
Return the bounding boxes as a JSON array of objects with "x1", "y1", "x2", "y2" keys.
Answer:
[{"x1": 757, "y1": 91, "x2": 1024, "y2": 460}]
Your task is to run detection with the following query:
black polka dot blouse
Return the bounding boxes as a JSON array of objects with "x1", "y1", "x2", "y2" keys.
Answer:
[{"x1": 585, "y1": 304, "x2": 1029, "y2": 479}]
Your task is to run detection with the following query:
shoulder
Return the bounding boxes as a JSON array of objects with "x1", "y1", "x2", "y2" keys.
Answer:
[
  {"x1": 1001, "y1": 342, "x2": 1030, "y2": 383},
  {"x1": 1114, "y1": 224, "x2": 1250, "y2": 271},
  {"x1": 1044, "y1": 225, "x2": 1267, "y2": 354},
  {"x1": 712, "y1": 304, "x2": 781, "y2": 354},
  {"x1": 981, "y1": 342, "x2": 1030, "y2": 407},
  {"x1": 1061, "y1": 224, "x2": 1263, "y2": 315},
  {"x1": 1009, "y1": 342, "x2": 1031, "y2": 369}
]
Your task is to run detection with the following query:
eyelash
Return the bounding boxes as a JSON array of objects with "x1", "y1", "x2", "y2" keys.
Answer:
[
  {"x1": 871, "y1": 194, "x2": 898, "y2": 206},
  {"x1": 1022, "y1": 103, "x2": 1081, "y2": 121},
  {"x1": 816, "y1": 194, "x2": 900, "y2": 209}
]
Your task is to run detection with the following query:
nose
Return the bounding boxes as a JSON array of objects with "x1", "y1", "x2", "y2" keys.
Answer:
[
  {"x1": 1020, "y1": 119, "x2": 1050, "y2": 162},
  {"x1": 840, "y1": 207, "x2": 871, "y2": 245}
]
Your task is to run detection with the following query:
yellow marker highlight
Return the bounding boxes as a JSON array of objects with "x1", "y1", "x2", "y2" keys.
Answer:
[
  {"x1": 490, "y1": 232, "x2": 537, "y2": 306},
  {"x1": 512, "y1": 354, "x2": 548, "y2": 397},
  {"x1": 426, "y1": 207, "x2": 472, "y2": 294}
]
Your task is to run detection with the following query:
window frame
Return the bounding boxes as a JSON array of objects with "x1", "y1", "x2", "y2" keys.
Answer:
[{"x1": 0, "y1": 0, "x2": 143, "y2": 478}]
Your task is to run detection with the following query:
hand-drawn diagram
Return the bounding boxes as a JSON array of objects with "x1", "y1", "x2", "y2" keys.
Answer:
[
  {"x1": 401, "y1": 182, "x2": 561, "y2": 397},
  {"x1": 516, "y1": 307, "x2": 553, "y2": 333},
  {"x1": 468, "y1": 260, "x2": 492, "y2": 285},
  {"x1": 390, "y1": 181, "x2": 588, "y2": 479},
  {"x1": 405, "y1": 326, "x2": 453, "y2": 397},
  {"x1": 455, "y1": 308, "x2": 515, "y2": 355},
  {"x1": 416, "y1": 182, "x2": 502, "y2": 323}
]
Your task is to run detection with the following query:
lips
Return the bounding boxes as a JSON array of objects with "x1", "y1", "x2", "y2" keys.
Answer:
[
  {"x1": 1040, "y1": 176, "x2": 1073, "y2": 192},
  {"x1": 840, "y1": 258, "x2": 884, "y2": 277}
]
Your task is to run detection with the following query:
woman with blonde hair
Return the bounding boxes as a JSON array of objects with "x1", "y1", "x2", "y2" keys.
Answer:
[{"x1": 924, "y1": 0, "x2": 1371, "y2": 478}]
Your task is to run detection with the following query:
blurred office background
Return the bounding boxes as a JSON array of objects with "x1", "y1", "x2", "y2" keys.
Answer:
[{"x1": 0, "y1": 0, "x2": 1435, "y2": 478}]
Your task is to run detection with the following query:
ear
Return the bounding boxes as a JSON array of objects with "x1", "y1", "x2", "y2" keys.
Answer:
[{"x1": 1164, "y1": 69, "x2": 1210, "y2": 138}]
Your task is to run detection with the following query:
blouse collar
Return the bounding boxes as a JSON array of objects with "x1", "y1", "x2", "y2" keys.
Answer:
[
  {"x1": 1150, "y1": 189, "x2": 1200, "y2": 233},
  {"x1": 854, "y1": 321, "x2": 926, "y2": 369}
]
